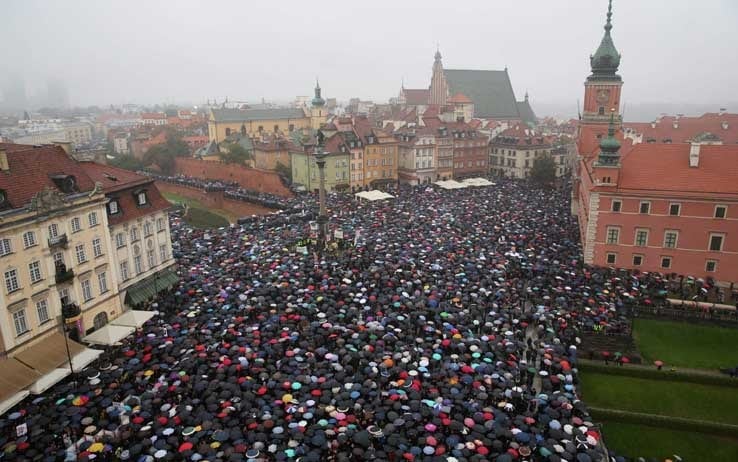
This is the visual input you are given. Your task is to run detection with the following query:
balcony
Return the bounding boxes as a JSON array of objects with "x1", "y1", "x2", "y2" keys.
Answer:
[
  {"x1": 61, "y1": 303, "x2": 81, "y2": 319},
  {"x1": 55, "y1": 266, "x2": 74, "y2": 284},
  {"x1": 48, "y1": 233, "x2": 68, "y2": 249}
]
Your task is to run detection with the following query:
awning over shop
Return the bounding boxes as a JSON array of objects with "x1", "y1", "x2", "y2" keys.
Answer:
[
  {"x1": 29, "y1": 368, "x2": 71, "y2": 395},
  {"x1": 124, "y1": 266, "x2": 179, "y2": 306},
  {"x1": 14, "y1": 333, "x2": 86, "y2": 375},
  {"x1": 72, "y1": 348, "x2": 104, "y2": 371},
  {"x1": 0, "y1": 390, "x2": 29, "y2": 416},
  {"x1": 82, "y1": 324, "x2": 135, "y2": 346},
  {"x1": 111, "y1": 309, "x2": 156, "y2": 328},
  {"x1": 0, "y1": 358, "x2": 40, "y2": 403}
]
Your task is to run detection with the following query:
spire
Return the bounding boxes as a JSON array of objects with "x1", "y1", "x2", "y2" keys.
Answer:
[
  {"x1": 312, "y1": 79, "x2": 325, "y2": 108},
  {"x1": 597, "y1": 108, "x2": 621, "y2": 166},
  {"x1": 589, "y1": 0, "x2": 621, "y2": 81},
  {"x1": 524, "y1": 91, "x2": 529, "y2": 102},
  {"x1": 434, "y1": 44, "x2": 442, "y2": 62}
]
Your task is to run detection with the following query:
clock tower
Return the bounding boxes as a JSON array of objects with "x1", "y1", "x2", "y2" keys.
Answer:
[{"x1": 582, "y1": 0, "x2": 622, "y2": 125}]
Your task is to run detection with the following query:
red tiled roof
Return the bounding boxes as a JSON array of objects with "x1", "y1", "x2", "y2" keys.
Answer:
[
  {"x1": 107, "y1": 182, "x2": 170, "y2": 226},
  {"x1": 78, "y1": 162, "x2": 150, "y2": 193},
  {"x1": 78, "y1": 161, "x2": 170, "y2": 225},
  {"x1": 614, "y1": 143, "x2": 738, "y2": 196},
  {"x1": 448, "y1": 93, "x2": 473, "y2": 104},
  {"x1": 402, "y1": 89, "x2": 430, "y2": 106},
  {"x1": 468, "y1": 119, "x2": 482, "y2": 129},
  {"x1": 624, "y1": 113, "x2": 738, "y2": 144},
  {"x1": 0, "y1": 143, "x2": 96, "y2": 209},
  {"x1": 141, "y1": 112, "x2": 166, "y2": 119}
]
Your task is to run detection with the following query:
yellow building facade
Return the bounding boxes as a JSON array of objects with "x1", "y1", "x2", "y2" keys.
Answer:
[
  {"x1": 0, "y1": 147, "x2": 124, "y2": 357},
  {"x1": 208, "y1": 83, "x2": 329, "y2": 143}
]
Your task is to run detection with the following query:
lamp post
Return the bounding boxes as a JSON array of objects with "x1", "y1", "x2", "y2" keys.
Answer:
[{"x1": 60, "y1": 301, "x2": 80, "y2": 376}]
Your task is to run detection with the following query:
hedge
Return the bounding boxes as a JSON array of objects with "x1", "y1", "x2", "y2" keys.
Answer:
[
  {"x1": 578, "y1": 360, "x2": 738, "y2": 388},
  {"x1": 589, "y1": 407, "x2": 738, "y2": 438}
]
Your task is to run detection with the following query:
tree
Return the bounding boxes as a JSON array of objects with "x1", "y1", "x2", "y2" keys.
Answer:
[
  {"x1": 530, "y1": 154, "x2": 557, "y2": 186},
  {"x1": 219, "y1": 142, "x2": 252, "y2": 165},
  {"x1": 275, "y1": 161, "x2": 292, "y2": 183},
  {"x1": 143, "y1": 145, "x2": 176, "y2": 174},
  {"x1": 109, "y1": 154, "x2": 144, "y2": 171},
  {"x1": 163, "y1": 130, "x2": 190, "y2": 157}
]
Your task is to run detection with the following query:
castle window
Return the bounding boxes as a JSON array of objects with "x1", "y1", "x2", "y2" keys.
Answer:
[{"x1": 598, "y1": 107, "x2": 605, "y2": 116}]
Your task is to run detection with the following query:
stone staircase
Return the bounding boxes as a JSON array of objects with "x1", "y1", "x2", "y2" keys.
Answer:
[{"x1": 580, "y1": 332, "x2": 641, "y2": 363}]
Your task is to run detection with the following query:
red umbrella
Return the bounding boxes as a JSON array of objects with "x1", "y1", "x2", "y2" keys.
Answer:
[
  {"x1": 601, "y1": 351, "x2": 610, "y2": 357},
  {"x1": 621, "y1": 357, "x2": 630, "y2": 364},
  {"x1": 654, "y1": 360, "x2": 664, "y2": 367}
]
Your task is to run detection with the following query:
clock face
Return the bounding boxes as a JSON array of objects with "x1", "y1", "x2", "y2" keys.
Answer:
[{"x1": 596, "y1": 89, "x2": 610, "y2": 103}]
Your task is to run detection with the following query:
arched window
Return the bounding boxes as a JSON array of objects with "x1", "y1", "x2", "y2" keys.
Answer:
[
  {"x1": 134, "y1": 244, "x2": 141, "y2": 256},
  {"x1": 93, "y1": 312, "x2": 108, "y2": 330}
]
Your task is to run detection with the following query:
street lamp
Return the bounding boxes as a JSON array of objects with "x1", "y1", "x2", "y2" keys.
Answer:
[{"x1": 61, "y1": 301, "x2": 81, "y2": 375}]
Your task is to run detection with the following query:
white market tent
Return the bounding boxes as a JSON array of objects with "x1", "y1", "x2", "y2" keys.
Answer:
[
  {"x1": 72, "y1": 348, "x2": 104, "y2": 371},
  {"x1": 0, "y1": 390, "x2": 29, "y2": 416},
  {"x1": 29, "y1": 368, "x2": 71, "y2": 395},
  {"x1": 82, "y1": 324, "x2": 135, "y2": 346},
  {"x1": 434, "y1": 180, "x2": 467, "y2": 190},
  {"x1": 111, "y1": 310, "x2": 156, "y2": 328},
  {"x1": 462, "y1": 177, "x2": 496, "y2": 187},
  {"x1": 355, "y1": 190, "x2": 395, "y2": 201}
]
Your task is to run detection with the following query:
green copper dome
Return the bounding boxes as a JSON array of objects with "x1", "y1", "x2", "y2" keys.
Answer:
[
  {"x1": 312, "y1": 80, "x2": 325, "y2": 107},
  {"x1": 589, "y1": 0, "x2": 621, "y2": 81},
  {"x1": 598, "y1": 111, "x2": 621, "y2": 166}
]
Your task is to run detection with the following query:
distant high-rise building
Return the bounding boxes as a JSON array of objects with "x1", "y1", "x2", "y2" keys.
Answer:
[
  {"x1": 44, "y1": 79, "x2": 70, "y2": 109},
  {"x1": 1, "y1": 76, "x2": 28, "y2": 113}
]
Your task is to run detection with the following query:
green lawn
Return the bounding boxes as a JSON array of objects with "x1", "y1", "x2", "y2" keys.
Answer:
[
  {"x1": 602, "y1": 421, "x2": 738, "y2": 461},
  {"x1": 162, "y1": 192, "x2": 231, "y2": 228},
  {"x1": 634, "y1": 318, "x2": 738, "y2": 369},
  {"x1": 580, "y1": 372, "x2": 738, "y2": 426},
  {"x1": 162, "y1": 192, "x2": 238, "y2": 228},
  {"x1": 183, "y1": 207, "x2": 229, "y2": 229}
]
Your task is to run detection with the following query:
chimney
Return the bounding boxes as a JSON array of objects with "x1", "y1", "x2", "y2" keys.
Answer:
[
  {"x1": 722, "y1": 122, "x2": 729, "y2": 130},
  {"x1": 650, "y1": 121, "x2": 657, "y2": 129},
  {"x1": 0, "y1": 149, "x2": 8, "y2": 172},
  {"x1": 719, "y1": 108, "x2": 727, "y2": 116},
  {"x1": 54, "y1": 141, "x2": 72, "y2": 155},
  {"x1": 673, "y1": 121, "x2": 679, "y2": 129},
  {"x1": 689, "y1": 143, "x2": 700, "y2": 168}
]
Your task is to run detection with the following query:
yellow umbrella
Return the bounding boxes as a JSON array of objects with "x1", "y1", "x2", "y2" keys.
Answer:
[{"x1": 89, "y1": 442, "x2": 104, "y2": 453}]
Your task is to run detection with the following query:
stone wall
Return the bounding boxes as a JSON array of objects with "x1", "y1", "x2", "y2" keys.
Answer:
[
  {"x1": 156, "y1": 182, "x2": 276, "y2": 218},
  {"x1": 174, "y1": 158, "x2": 292, "y2": 197}
]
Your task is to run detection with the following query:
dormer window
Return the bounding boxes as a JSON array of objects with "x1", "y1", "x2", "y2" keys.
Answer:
[
  {"x1": 134, "y1": 189, "x2": 148, "y2": 206},
  {"x1": 50, "y1": 174, "x2": 77, "y2": 193},
  {"x1": 108, "y1": 199, "x2": 120, "y2": 215}
]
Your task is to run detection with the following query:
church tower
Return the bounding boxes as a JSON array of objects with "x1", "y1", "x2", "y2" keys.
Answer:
[
  {"x1": 582, "y1": 0, "x2": 623, "y2": 125},
  {"x1": 310, "y1": 80, "x2": 327, "y2": 130},
  {"x1": 429, "y1": 48, "x2": 448, "y2": 106}
]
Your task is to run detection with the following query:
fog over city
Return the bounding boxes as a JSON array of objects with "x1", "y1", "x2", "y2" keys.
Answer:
[{"x1": 3, "y1": 0, "x2": 737, "y2": 119}]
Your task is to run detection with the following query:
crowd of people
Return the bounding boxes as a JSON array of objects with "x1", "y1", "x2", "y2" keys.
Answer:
[{"x1": 1, "y1": 179, "x2": 681, "y2": 461}]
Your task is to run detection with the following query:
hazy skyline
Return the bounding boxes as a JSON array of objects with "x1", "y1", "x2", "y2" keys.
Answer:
[{"x1": 3, "y1": 0, "x2": 737, "y2": 113}]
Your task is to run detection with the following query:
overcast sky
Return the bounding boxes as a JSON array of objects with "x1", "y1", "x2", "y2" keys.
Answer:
[{"x1": 3, "y1": 0, "x2": 737, "y2": 110}]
